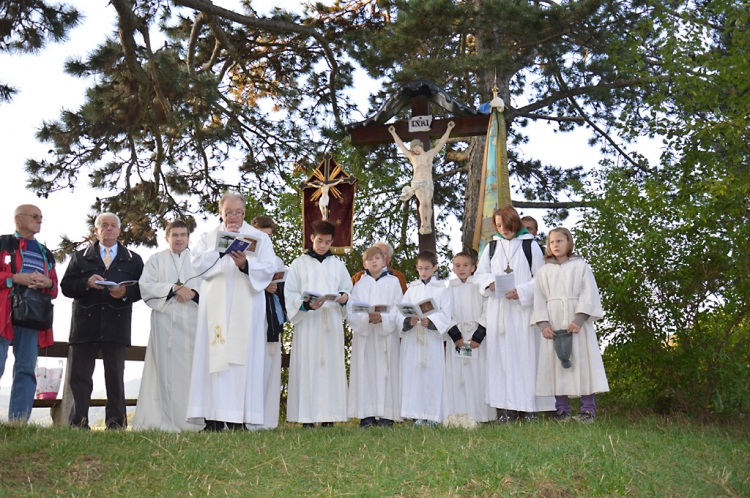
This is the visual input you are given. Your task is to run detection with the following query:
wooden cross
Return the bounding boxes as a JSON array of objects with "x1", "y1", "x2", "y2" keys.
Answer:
[{"x1": 347, "y1": 81, "x2": 490, "y2": 254}]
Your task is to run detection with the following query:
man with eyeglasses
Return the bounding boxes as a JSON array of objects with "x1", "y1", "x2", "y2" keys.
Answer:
[
  {"x1": 0, "y1": 205, "x2": 59, "y2": 423},
  {"x1": 186, "y1": 193, "x2": 277, "y2": 431},
  {"x1": 61, "y1": 212, "x2": 144, "y2": 429}
]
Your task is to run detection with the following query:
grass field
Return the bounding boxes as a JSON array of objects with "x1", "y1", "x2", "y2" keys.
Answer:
[{"x1": 1, "y1": 413, "x2": 748, "y2": 497}]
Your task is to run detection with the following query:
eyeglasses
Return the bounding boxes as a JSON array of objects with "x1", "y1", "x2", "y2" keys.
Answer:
[
  {"x1": 19, "y1": 213, "x2": 43, "y2": 222},
  {"x1": 223, "y1": 210, "x2": 245, "y2": 218}
]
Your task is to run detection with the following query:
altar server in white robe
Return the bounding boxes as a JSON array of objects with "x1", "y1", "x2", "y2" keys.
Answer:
[
  {"x1": 251, "y1": 215, "x2": 288, "y2": 430},
  {"x1": 347, "y1": 245, "x2": 404, "y2": 427},
  {"x1": 186, "y1": 193, "x2": 276, "y2": 431},
  {"x1": 474, "y1": 206, "x2": 555, "y2": 422},
  {"x1": 285, "y1": 220, "x2": 352, "y2": 426},
  {"x1": 399, "y1": 250, "x2": 452, "y2": 425},
  {"x1": 444, "y1": 252, "x2": 497, "y2": 423},
  {"x1": 134, "y1": 221, "x2": 201, "y2": 431},
  {"x1": 532, "y1": 227, "x2": 608, "y2": 422}
]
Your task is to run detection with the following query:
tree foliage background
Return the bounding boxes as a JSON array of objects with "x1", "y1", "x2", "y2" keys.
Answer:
[{"x1": 5, "y1": 0, "x2": 749, "y2": 414}]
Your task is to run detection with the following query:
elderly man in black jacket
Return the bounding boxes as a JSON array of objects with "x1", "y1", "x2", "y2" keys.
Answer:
[{"x1": 61, "y1": 212, "x2": 143, "y2": 429}]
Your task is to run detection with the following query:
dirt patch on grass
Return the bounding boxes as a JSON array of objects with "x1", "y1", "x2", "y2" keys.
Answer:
[
  {"x1": 0, "y1": 450, "x2": 54, "y2": 488},
  {"x1": 68, "y1": 456, "x2": 103, "y2": 486}
]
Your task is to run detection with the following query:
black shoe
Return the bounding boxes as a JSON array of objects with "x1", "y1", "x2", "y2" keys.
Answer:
[
  {"x1": 497, "y1": 409, "x2": 519, "y2": 424},
  {"x1": 359, "y1": 417, "x2": 376, "y2": 428},
  {"x1": 226, "y1": 422, "x2": 246, "y2": 431},
  {"x1": 521, "y1": 412, "x2": 539, "y2": 422},
  {"x1": 320, "y1": 422, "x2": 334, "y2": 427},
  {"x1": 551, "y1": 411, "x2": 571, "y2": 423},
  {"x1": 577, "y1": 411, "x2": 595, "y2": 424},
  {"x1": 377, "y1": 418, "x2": 394, "y2": 427},
  {"x1": 203, "y1": 420, "x2": 225, "y2": 432},
  {"x1": 302, "y1": 423, "x2": 315, "y2": 428}
]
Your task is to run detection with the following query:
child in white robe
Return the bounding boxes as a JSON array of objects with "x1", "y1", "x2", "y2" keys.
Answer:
[
  {"x1": 285, "y1": 220, "x2": 352, "y2": 427},
  {"x1": 474, "y1": 205, "x2": 555, "y2": 422},
  {"x1": 445, "y1": 252, "x2": 496, "y2": 422},
  {"x1": 251, "y1": 216, "x2": 288, "y2": 430},
  {"x1": 532, "y1": 227, "x2": 609, "y2": 423},
  {"x1": 399, "y1": 250, "x2": 452, "y2": 425},
  {"x1": 347, "y1": 246, "x2": 404, "y2": 427}
]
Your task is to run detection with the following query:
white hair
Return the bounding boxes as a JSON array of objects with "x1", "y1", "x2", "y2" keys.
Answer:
[
  {"x1": 374, "y1": 240, "x2": 394, "y2": 257},
  {"x1": 218, "y1": 192, "x2": 247, "y2": 211},
  {"x1": 95, "y1": 212, "x2": 121, "y2": 228}
]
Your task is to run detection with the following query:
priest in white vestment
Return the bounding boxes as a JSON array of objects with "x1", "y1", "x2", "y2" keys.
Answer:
[
  {"x1": 186, "y1": 193, "x2": 276, "y2": 431},
  {"x1": 285, "y1": 220, "x2": 352, "y2": 426},
  {"x1": 444, "y1": 253, "x2": 497, "y2": 423},
  {"x1": 347, "y1": 246, "x2": 404, "y2": 427},
  {"x1": 474, "y1": 206, "x2": 555, "y2": 421},
  {"x1": 134, "y1": 221, "x2": 201, "y2": 431}
]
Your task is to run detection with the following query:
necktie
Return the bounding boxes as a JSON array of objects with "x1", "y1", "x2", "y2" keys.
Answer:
[{"x1": 103, "y1": 247, "x2": 112, "y2": 269}]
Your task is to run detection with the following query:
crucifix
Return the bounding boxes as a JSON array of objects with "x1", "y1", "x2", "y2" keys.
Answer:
[
  {"x1": 300, "y1": 152, "x2": 358, "y2": 253},
  {"x1": 346, "y1": 80, "x2": 492, "y2": 254}
]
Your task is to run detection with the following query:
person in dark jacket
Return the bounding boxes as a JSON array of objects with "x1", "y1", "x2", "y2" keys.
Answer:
[{"x1": 61, "y1": 212, "x2": 143, "y2": 429}]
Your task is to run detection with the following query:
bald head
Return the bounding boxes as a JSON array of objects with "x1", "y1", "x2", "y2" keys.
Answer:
[{"x1": 14, "y1": 204, "x2": 43, "y2": 239}]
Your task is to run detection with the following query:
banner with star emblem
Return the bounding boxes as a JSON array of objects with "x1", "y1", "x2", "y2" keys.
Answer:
[{"x1": 300, "y1": 153, "x2": 357, "y2": 254}]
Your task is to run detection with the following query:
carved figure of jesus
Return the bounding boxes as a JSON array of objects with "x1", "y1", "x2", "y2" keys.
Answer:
[{"x1": 388, "y1": 121, "x2": 455, "y2": 234}]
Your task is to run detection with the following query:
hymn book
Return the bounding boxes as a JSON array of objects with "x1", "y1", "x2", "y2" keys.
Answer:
[
  {"x1": 215, "y1": 231, "x2": 260, "y2": 256},
  {"x1": 397, "y1": 298, "x2": 438, "y2": 318},
  {"x1": 351, "y1": 302, "x2": 392, "y2": 314}
]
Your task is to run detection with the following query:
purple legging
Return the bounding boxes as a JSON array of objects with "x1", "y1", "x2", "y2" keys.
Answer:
[{"x1": 555, "y1": 394, "x2": 596, "y2": 415}]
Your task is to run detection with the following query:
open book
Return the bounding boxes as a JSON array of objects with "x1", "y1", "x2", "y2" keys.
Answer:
[
  {"x1": 271, "y1": 269, "x2": 288, "y2": 283},
  {"x1": 215, "y1": 231, "x2": 260, "y2": 256},
  {"x1": 95, "y1": 280, "x2": 139, "y2": 288},
  {"x1": 351, "y1": 302, "x2": 391, "y2": 314},
  {"x1": 397, "y1": 298, "x2": 438, "y2": 318},
  {"x1": 302, "y1": 290, "x2": 341, "y2": 302}
]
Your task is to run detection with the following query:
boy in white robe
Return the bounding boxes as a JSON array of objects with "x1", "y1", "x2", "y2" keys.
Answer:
[
  {"x1": 445, "y1": 252, "x2": 496, "y2": 423},
  {"x1": 135, "y1": 221, "x2": 201, "y2": 431},
  {"x1": 474, "y1": 206, "x2": 555, "y2": 422},
  {"x1": 285, "y1": 220, "x2": 352, "y2": 427},
  {"x1": 186, "y1": 193, "x2": 276, "y2": 431},
  {"x1": 399, "y1": 250, "x2": 452, "y2": 425},
  {"x1": 347, "y1": 246, "x2": 403, "y2": 427},
  {"x1": 251, "y1": 216, "x2": 288, "y2": 430},
  {"x1": 532, "y1": 227, "x2": 608, "y2": 423}
]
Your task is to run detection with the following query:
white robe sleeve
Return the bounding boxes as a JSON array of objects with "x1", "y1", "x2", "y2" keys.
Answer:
[
  {"x1": 336, "y1": 258, "x2": 353, "y2": 320},
  {"x1": 284, "y1": 258, "x2": 306, "y2": 325},
  {"x1": 138, "y1": 252, "x2": 174, "y2": 314},
  {"x1": 428, "y1": 284, "x2": 452, "y2": 338},
  {"x1": 346, "y1": 280, "x2": 372, "y2": 336},
  {"x1": 474, "y1": 243, "x2": 496, "y2": 297},
  {"x1": 243, "y1": 229, "x2": 275, "y2": 293},
  {"x1": 377, "y1": 278, "x2": 403, "y2": 337},
  {"x1": 530, "y1": 266, "x2": 551, "y2": 326},
  {"x1": 516, "y1": 241, "x2": 545, "y2": 306},
  {"x1": 575, "y1": 261, "x2": 604, "y2": 321}
]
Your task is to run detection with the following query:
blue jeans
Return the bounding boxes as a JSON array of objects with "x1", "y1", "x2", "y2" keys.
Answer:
[{"x1": 0, "y1": 326, "x2": 40, "y2": 422}]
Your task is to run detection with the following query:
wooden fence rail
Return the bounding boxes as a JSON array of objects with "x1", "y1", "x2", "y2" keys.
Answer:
[{"x1": 33, "y1": 341, "x2": 289, "y2": 426}]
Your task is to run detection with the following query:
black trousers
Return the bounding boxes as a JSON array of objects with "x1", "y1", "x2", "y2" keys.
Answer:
[{"x1": 68, "y1": 342, "x2": 127, "y2": 429}]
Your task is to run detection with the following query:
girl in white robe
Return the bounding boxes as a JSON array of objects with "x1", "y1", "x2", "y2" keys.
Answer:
[
  {"x1": 399, "y1": 252, "x2": 452, "y2": 424},
  {"x1": 444, "y1": 253, "x2": 497, "y2": 423},
  {"x1": 474, "y1": 206, "x2": 555, "y2": 421},
  {"x1": 347, "y1": 247, "x2": 404, "y2": 426},
  {"x1": 532, "y1": 227, "x2": 608, "y2": 421}
]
